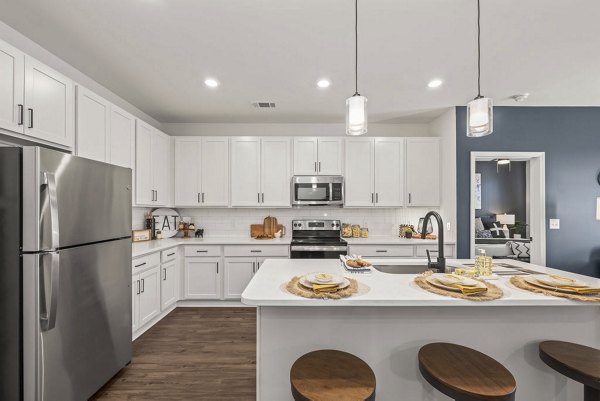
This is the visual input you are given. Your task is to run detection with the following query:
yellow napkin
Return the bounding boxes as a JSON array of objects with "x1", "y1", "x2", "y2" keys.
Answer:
[
  {"x1": 446, "y1": 283, "x2": 488, "y2": 296},
  {"x1": 554, "y1": 285, "x2": 600, "y2": 294},
  {"x1": 312, "y1": 283, "x2": 340, "y2": 294}
]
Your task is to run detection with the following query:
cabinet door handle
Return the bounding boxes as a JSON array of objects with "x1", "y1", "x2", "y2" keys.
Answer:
[
  {"x1": 202, "y1": 193, "x2": 205, "y2": 203},
  {"x1": 409, "y1": 193, "x2": 412, "y2": 204},
  {"x1": 314, "y1": 162, "x2": 317, "y2": 172},
  {"x1": 376, "y1": 193, "x2": 379, "y2": 203},
  {"x1": 141, "y1": 278, "x2": 145, "y2": 293},
  {"x1": 318, "y1": 161, "x2": 321, "y2": 172},
  {"x1": 136, "y1": 280, "x2": 140, "y2": 295},
  {"x1": 198, "y1": 193, "x2": 201, "y2": 203},
  {"x1": 371, "y1": 193, "x2": 374, "y2": 203},
  {"x1": 261, "y1": 193, "x2": 264, "y2": 203},
  {"x1": 134, "y1": 262, "x2": 146, "y2": 268},
  {"x1": 27, "y1": 108, "x2": 33, "y2": 128},
  {"x1": 17, "y1": 104, "x2": 24, "y2": 125},
  {"x1": 216, "y1": 262, "x2": 219, "y2": 274},
  {"x1": 252, "y1": 262, "x2": 256, "y2": 273},
  {"x1": 163, "y1": 268, "x2": 167, "y2": 280},
  {"x1": 258, "y1": 193, "x2": 260, "y2": 203}
]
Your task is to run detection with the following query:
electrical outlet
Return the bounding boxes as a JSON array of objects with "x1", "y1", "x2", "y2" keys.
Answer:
[
  {"x1": 549, "y1": 219, "x2": 560, "y2": 230},
  {"x1": 446, "y1": 222, "x2": 451, "y2": 231}
]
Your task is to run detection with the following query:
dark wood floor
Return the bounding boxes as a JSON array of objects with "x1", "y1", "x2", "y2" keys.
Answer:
[{"x1": 91, "y1": 307, "x2": 257, "y2": 401}]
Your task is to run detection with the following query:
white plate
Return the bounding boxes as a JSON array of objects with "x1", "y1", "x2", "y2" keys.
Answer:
[
  {"x1": 432, "y1": 273, "x2": 480, "y2": 287},
  {"x1": 426, "y1": 275, "x2": 487, "y2": 292},
  {"x1": 531, "y1": 274, "x2": 588, "y2": 288},
  {"x1": 304, "y1": 272, "x2": 346, "y2": 286},
  {"x1": 300, "y1": 275, "x2": 350, "y2": 290}
]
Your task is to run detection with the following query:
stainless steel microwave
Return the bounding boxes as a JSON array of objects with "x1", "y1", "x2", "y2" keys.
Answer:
[{"x1": 291, "y1": 176, "x2": 344, "y2": 207}]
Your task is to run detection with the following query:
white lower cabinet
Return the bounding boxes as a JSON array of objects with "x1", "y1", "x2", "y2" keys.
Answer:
[
  {"x1": 132, "y1": 265, "x2": 161, "y2": 330},
  {"x1": 223, "y1": 258, "x2": 258, "y2": 299},
  {"x1": 160, "y1": 260, "x2": 179, "y2": 310},
  {"x1": 184, "y1": 257, "x2": 222, "y2": 299}
]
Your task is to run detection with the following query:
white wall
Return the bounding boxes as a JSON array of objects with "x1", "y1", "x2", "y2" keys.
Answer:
[
  {"x1": 429, "y1": 107, "x2": 457, "y2": 241},
  {"x1": 0, "y1": 21, "x2": 164, "y2": 131},
  {"x1": 162, "y1": 122, "x2": 431, "y2": 137}
]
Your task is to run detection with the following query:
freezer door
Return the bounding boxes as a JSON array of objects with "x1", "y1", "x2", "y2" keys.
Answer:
[
  {"x1": 23, "y1": 238, "x2": 132, "y2": 401},
  {"x1": 23, "y1": 146, "x2": 132, "y2": 251}
]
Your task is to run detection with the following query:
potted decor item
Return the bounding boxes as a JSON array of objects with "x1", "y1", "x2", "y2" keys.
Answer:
[
  {"x1": 405, "y1": 228, "x2": 413, "y2": 239},
  {"x1": 510, "y1": 221, "x2": 528, "y2": 238}
]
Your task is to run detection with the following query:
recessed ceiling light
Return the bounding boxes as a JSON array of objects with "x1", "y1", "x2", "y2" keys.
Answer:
[
  {"x1": 510, "y1": 93, "x2": 530, "y2": 102},
  {"x1": 317, "y1": 79, "x2": 331, "y2": 88},
  {"x1": 427, "y1": 79, "x2": 443, "y2": 88},
  {"x1": 204, "y1": 78, "x2": 219, "y2": 88}
]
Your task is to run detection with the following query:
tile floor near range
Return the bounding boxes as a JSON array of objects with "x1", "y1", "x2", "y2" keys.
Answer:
[{"x1": 92, "y1": 308, "x2": 256, "y2": 401}]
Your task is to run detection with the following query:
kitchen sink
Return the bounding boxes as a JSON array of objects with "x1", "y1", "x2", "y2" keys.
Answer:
[{"x1": 371, "y1": 264, "x2": 440, "y2": 274}]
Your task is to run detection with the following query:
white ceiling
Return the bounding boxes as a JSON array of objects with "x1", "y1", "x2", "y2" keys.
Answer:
[{"x1": 1, "y1": 0, "x2": 599, "y2": 123}]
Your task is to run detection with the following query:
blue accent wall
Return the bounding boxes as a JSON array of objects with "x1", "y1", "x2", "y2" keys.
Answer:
[{"x1": 456, "y1": 106, "x2": 600, "y2": 277}]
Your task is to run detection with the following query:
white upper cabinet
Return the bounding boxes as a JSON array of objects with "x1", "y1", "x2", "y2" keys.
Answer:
[
  {"x1": 261, "y1": 137, "x2": 291, "y2": 207},
  {"x1": 231, "y1": 137, "x2": 291, "y2": 207},
  {"x1": 152, "y1": 130, "x2": 169, "y2": 206},
  {"x1": 201, "y1": 137, "x2": 229, "y2": 206},
  {"x1": 293, "y1": 137, "x2": 343, "y2": 175},
  {"x1": 316, "y1": 138, "x2": 343, "y2": 175},
  {"x1": 174, "y1": 137, "x2": 201, "y2": 206},
  {"x1": 24, "y1": 56, "x2": 74, "y2": 148},
  {"x1": 76, "y1": 86, "x2": 109, "y2": 162},
  {"x1": 374, "y1": 138, "x2": 405, "y2": 207},
  {"x1": 0, "y1": 40, "x2": 24, "y2": 134},
  {"x1": 293, "y1": 138, "x2": 318, "y2": 175},
  {"x1": 230, "y1": 137, "x2": 261, "y2": 207},
  {"x1": 108, "y1": 105, "x2": 136, "y2": 169},
  {"x1": 344, "y1": 138, "x2": 375, "y2": 207},
  {"x1": 135, "y1": 121, "x2": 170, "y2": 206},
  {"x1": 345, "y1": 138, "x2": 405, "y2": 207},
  {"x1": 406, "y1": 137, "x2": 440, "y2": 206}
]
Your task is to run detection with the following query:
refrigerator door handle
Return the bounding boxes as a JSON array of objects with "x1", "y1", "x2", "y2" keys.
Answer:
[
  {"x1": 42, "y1": 172, "x2": 60, "y2": 250},
  {"x1": 40, "y1": 252, "x2": 60, "y2": 331}
]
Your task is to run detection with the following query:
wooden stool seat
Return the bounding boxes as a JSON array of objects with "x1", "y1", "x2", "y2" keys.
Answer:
[
  {"x1": 418, "y1": 343, "x2": 516, "y2": 401},
  {"x1": 539, "y1": 341, "x2": 600, "y2": 401},
  {"x1": 290, "y1": 350, "x2": 376, "y2": 401}
]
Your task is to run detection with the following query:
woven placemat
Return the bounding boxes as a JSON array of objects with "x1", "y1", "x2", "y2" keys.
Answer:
[
  {"x1": 414, "y1": 271, "x2": 504, "y2": 301},
  {"x1": 509, "y1": 276, "x2": 600, "y2": 303},
  {"x1": 286, "y1": 276, "x2": 359, "y2": 299}
]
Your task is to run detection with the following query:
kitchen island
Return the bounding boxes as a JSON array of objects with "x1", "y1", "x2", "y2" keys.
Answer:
[{"x1": 242, "y1": 259, "x2": 600, "y2": 401}]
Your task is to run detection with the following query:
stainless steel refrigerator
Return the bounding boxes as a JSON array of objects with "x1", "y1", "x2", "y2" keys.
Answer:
[{"x1": 0, "y1": 146, "x2": 132, "y2": 401}]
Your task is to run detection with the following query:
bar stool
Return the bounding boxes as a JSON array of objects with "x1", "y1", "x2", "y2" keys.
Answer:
[
  {"x1": 418, "y1": 343, "x2": 516, "y2": 401},
  {"x1": 539, "y1": 340, "x2": 600, "y2": 401},
  {"x1": 290, "y1": 349, "x2": 376, "y2": 401}
]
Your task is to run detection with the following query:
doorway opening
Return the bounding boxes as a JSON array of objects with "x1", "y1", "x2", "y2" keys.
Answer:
[{"x1": 470, "y1": 152, "x2": 546, "y2": 265}]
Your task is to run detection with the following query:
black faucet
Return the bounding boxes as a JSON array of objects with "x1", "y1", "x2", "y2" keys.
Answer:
[{"x1": 421, "y1": 211, "x2": 446, "y2": 273}]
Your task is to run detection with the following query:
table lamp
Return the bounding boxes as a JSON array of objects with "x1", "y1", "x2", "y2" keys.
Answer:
[{"x1": 496, "y1": 213, "x2": 515, "y2": 231}]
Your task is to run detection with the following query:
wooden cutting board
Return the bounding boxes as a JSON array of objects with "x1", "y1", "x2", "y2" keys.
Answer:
[
  {"x1": 264, "y1": 216, "x2": 278, "y2": 237},
  {"x1": 250, "y1": 223, "x2": 284, "y2": 238}
]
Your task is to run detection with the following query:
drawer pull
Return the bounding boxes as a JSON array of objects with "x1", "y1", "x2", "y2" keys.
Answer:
[
  {"x1": 375, "y1": 250, "x2": 387, "y2": 253},
  {"x1": 167, "y1": 252, "x2": 175, "y2": 257},
  {"x1": 134, "y1": 262, "x2": 146, "y2": 267},
  {"x1": 196, "y1": 250, "x2": 208, "y2": 253},
  {"x1": 250, "y1": 250, "x2": 262, "y2": 253}
]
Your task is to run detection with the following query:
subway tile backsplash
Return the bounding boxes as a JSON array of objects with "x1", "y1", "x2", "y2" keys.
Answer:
[{"x1": 132, "y1": 207, "x2": 443, "y2": 237}]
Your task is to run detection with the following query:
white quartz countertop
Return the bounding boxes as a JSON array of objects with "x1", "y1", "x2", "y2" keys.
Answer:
[
  {"x1": 241, "y1": 258, "x2": 600, "y2": 307},
  {"x1": 132, "y1": 236, "x2": 292, "y2": 258},
  {"x1": 344, "y1": 236, "x2": 455, "y2": 245}
]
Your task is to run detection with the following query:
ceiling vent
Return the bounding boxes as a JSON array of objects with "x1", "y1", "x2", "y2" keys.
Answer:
[{"x1": 251, "y1": 101, "x2": 276, "y2": 108}]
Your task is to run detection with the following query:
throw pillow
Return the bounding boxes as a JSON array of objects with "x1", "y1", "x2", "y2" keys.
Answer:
[
  {"x1": 476, "y1": 229, "x2": 492, "y2": 239},
  {"x1": 489, "y1": 223, "x2": 506, "y2": 238},
  {"x1": 509, "y1": 241, "x2": 531, "y2": 258},
  {"x1": 475, "y1": 217, "x2": 485, "y2": 231}
]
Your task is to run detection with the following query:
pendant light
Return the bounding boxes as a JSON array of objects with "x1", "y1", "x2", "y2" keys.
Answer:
[
  {"x1": 346, "y1": 0, "x2": 367, "y2": 136},
  {"x1": 467, "y1": 0, "x2": 493, "y2": 137}
]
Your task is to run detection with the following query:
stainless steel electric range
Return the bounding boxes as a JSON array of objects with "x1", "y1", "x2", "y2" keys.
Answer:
[{"x1": 290, "y1": 219, "x2": 347, "y2": 259}]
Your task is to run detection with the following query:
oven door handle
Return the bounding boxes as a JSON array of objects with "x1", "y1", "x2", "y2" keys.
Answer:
[{"x1": 291, "y1": 245, "x2": 348, "y2": 252}]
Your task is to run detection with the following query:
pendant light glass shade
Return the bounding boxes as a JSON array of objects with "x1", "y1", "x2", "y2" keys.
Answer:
[
  {"x1": 346, "y1": 94, "x2": 368, "y2": 136},
  {"x1": 467, "y1": 96, "x2": 493, "y2": 137}
]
